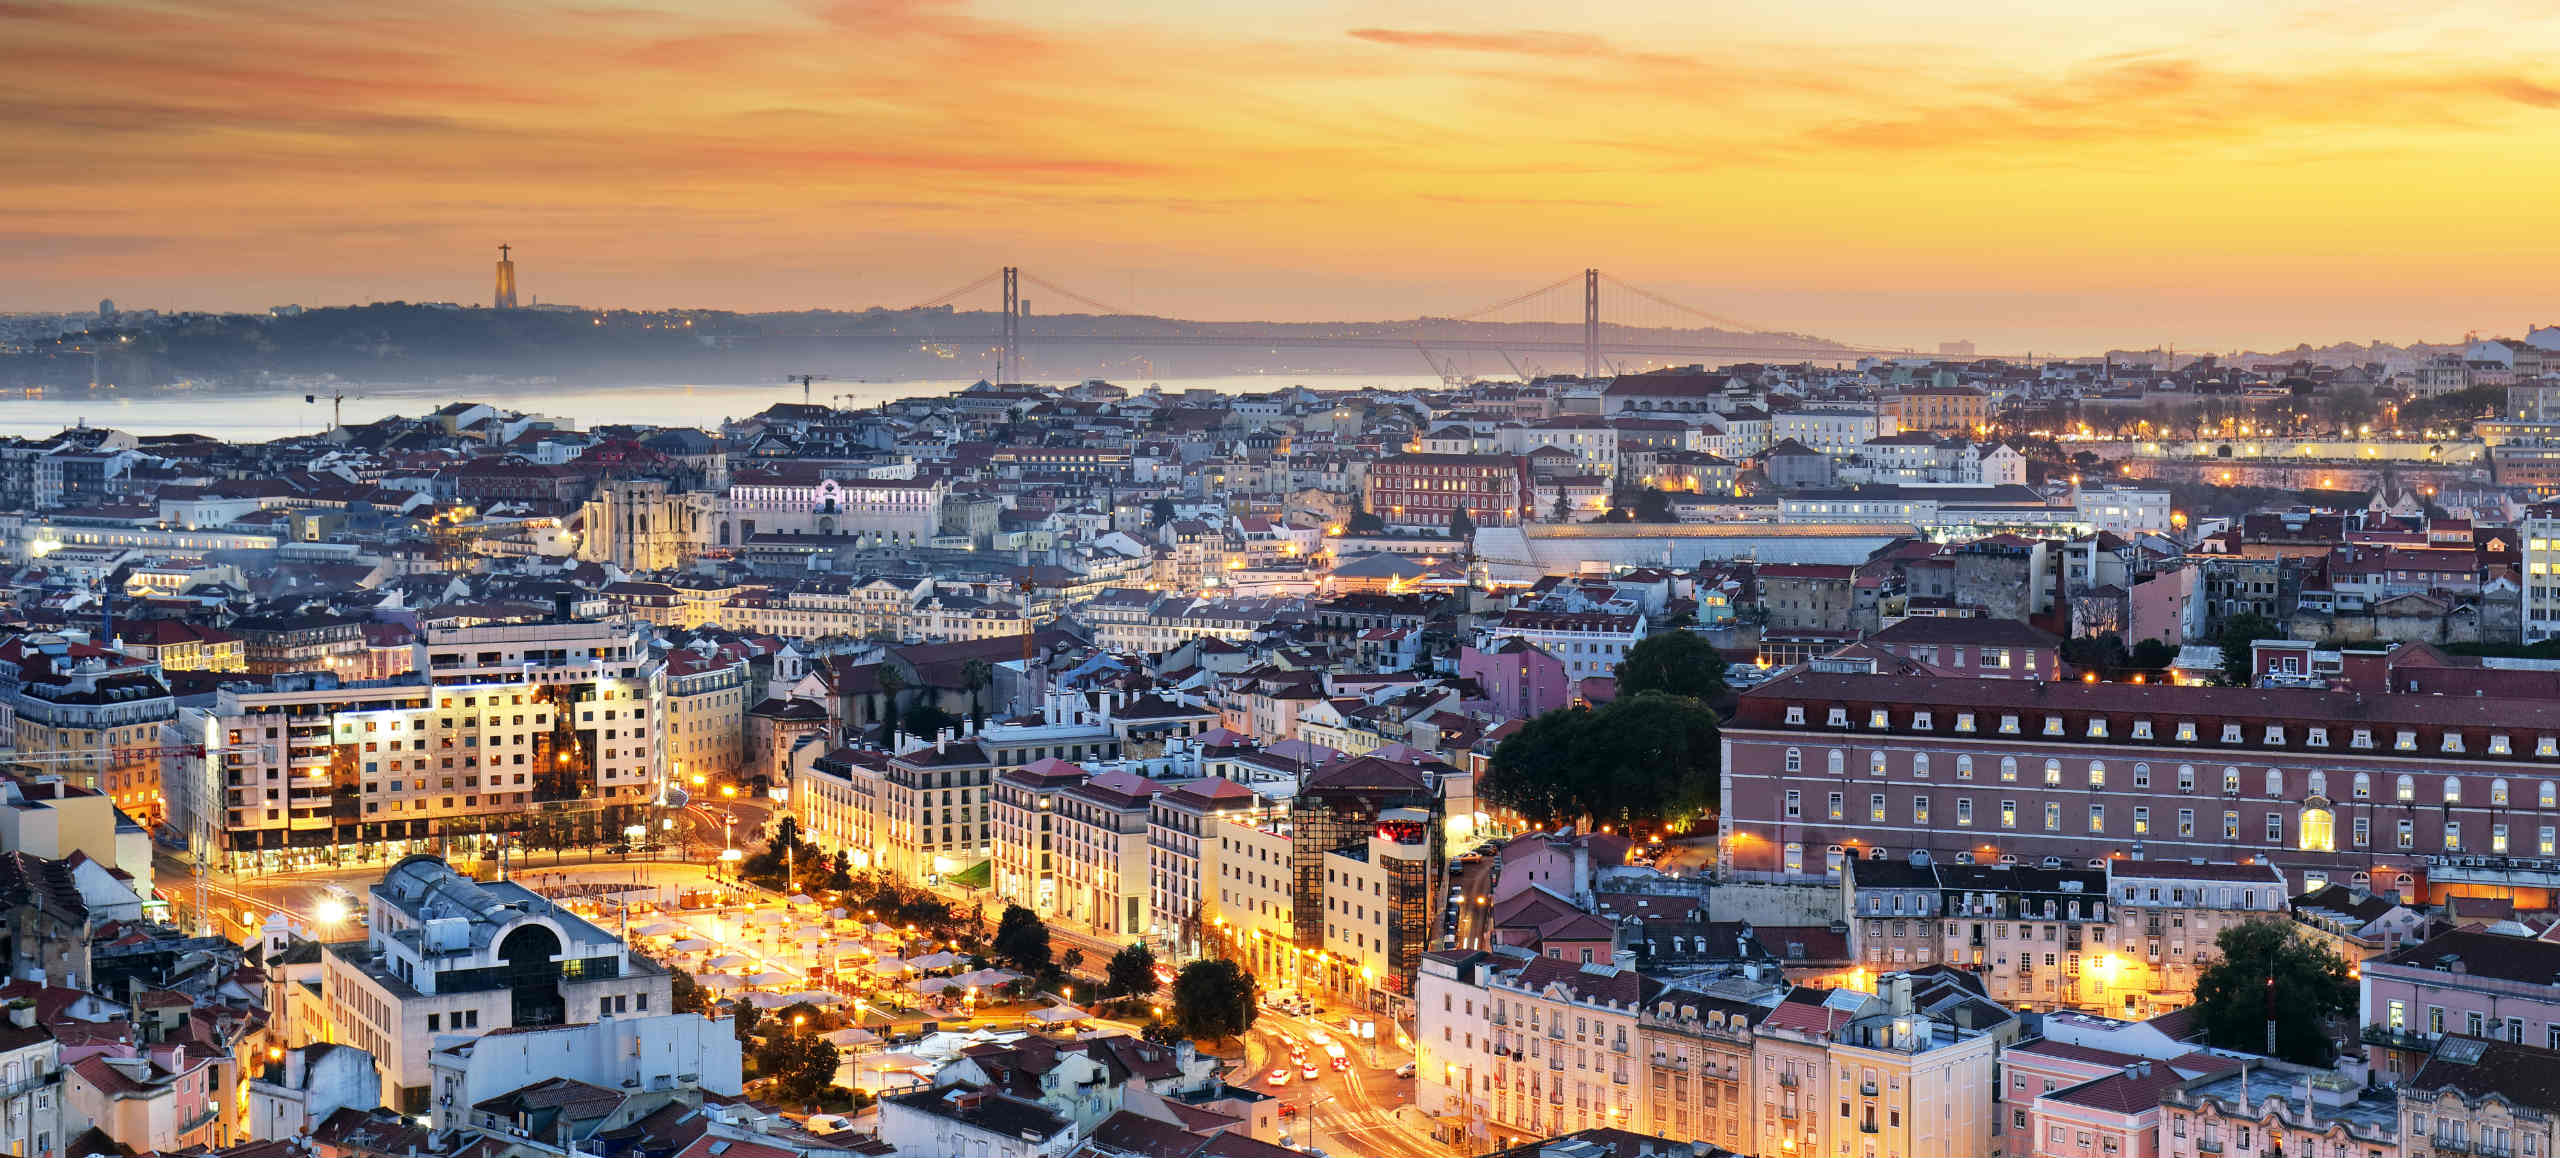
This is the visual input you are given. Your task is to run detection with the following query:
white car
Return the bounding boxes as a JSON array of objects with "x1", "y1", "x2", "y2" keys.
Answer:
[{"x1": 1393, "y1": 1062, "x2": 1416, "y2": 1079}]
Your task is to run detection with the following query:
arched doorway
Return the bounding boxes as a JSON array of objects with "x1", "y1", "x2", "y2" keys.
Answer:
[{"x1": 498, "y1": 923, "x2": 566, "y2": 1026}]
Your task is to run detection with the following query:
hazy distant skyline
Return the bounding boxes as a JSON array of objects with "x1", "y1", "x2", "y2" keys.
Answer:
[{"x1": 11, "y1": 0, "x2": 2560, "y2": 354}]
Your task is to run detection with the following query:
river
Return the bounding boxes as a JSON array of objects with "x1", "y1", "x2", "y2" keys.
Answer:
[{"x1": 0, "y1": 373, "x2": 1447, "y2": 441}]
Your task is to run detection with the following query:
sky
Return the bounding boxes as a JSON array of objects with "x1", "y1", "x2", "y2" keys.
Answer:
[{"x1": 10, "y1": 0, "x2": 2560, "y2": 353}]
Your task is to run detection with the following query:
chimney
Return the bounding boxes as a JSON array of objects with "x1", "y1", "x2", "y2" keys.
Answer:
[
  {"x1": 936, "y1": 729, "x2": 948, "y2": 755},
  {"x1": 5, "y1": 1003, "x2": 31, "y2": 1030}
]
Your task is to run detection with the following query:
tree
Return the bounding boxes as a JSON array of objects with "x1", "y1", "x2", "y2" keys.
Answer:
[
  {"x1": 733, "y1": 1002, "x2": 762, "y2": 1045},
  {"x1": 1633, "y1": 487, "x2": 1675, "y2": 523},
  {"x1": 667, "y1": 963, "x2": 710, "y2": 1015},
  {"x1": 756, "y1": 1015, "x2": 841, "y2": 1103},
  {"x1": 902, "y1": 702, "x2": 961, "y2": 742},
  {"x1": 1170, "y1": 959, "x2": 1258, "y2": 1041},
  {"x1": 2215, "y1": 611, "x2": 2281, "y2": 686},
  {"x1": 1448, "y1": 507, "x2": 1476, "y2": 540},
  {"x1": 1346, "y1": 496, "x2": 1384, "y2": 535},
  {"x1": 876, "y1": 666, "x2": 907, "y2": 747},
  {"x1": 993, "y1": 905, "x2": 1053, "y2": 977},
  {"x1": 1483, "y1": 693, "x2": 1721, "y2": 828},
  {"x1": 2190, "y1": 920, "x2": 2355, "y2": 1065},
  {"x1": 1105, "y1": 942, "x2": 1159, "y2": 999},
  {"x1": 2129, "y1": 638, "x2": 2177, "y2": 670},
  {"x1": 826, "y1": 849, "x2": 855, "y2": 893},
  {"x1": 1615, "y1": 632, "x2": 1727, "y2": 702},
  {"x1": 2060, "y1": 633, "x2": 2130, "y2": 677},
  {"x1": 960, "y1": 659, "x2": 994, "y2": 729},
  {"x1": 1150, "y1": 497, "x2": 1178, "y2": 527},
  {"x1": 1061, "y1": 947, "x2": 1085, "y2": 978},
  {"x1": 1551, "y1": 491, "x2": 1571, "y2": 522}
]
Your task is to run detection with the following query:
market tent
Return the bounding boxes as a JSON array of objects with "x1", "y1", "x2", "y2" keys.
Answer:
[
  {"x1": 669, "y1": 939, "x2": 713, "y2": 953},
  {"x1": 1028, "y1": 1004, "x2": 1089, "y2": 1024},
  {"x1": 705, "y1": 954, "x2": 752, "y2": 970},
  {"x1": 747, "y1": 971, "x2": 797, "y2": 987}
]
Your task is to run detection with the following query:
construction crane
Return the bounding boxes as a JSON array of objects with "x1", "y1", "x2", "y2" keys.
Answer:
[
  {"x1": 1413, "y1": 342, "x2": 1465, "y2": 388},
  {"x1": 784, "y1": 372, "x2": 834, "y2": 406},
  {"x1": 303, "y1": 389, "x2": 367, "y2": 433}
]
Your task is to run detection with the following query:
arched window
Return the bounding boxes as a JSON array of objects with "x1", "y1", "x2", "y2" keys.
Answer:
[
  {"x1": 2545, "y1": 782, "x2": 2557, "y2": 809},
  {"x1": 2307, "y1": 771, "x2": 2326, "y2": 798},
  {"x1": 2001, "y1": 757, "x2": 2019, "y2": 782},
  {"x1": 2299, "y1": 806, "x2": 2335, "y2": 853},
  {"x1": 1785, "y1": 748, "x2": 1802, "y2": 773},
  {"x1": 1871, "y1": 751, "x2": 1889, "y2": 777},
  {"x1": 1913, "y1": 753, "x2": 1931, "y2": 778},
  {"x1": 1828, "y1": 749, "x2": 1845, "y2": 775},
  {"x1": 2089, "y1": 762, "x2": 2107, "y2": 789},
  {"x1": 2353, "y1": 773, "x2": 2370, "y2": 800},
  {"x1": 2445, "y1": 776, "x2": 2464, "y2": 804},
  {"x1": 2493, "y1": 778, "x2": 2511, "y2": 806},
  {"x1": 2264, "y1": 769, "x2": 2284, "y2": 797},
  {"x1": 1957, "y1": 755, "x2": 1974, "y2": 779},
  {"x1": 2397, "y1": 774, "x2": 2415, "y2": 802},
  {"x1": 2044, "y1": 759, "x2": 2062, "y2": 786}
]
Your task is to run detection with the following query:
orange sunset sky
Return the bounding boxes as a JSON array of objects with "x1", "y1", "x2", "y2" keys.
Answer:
[{"x1": 8, "y1": 0, "x2": 2560, "y2": 353}]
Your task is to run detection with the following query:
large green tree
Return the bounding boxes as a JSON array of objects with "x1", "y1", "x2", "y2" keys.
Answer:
[
  {"x1": 1483, "y1": 692, "x2": 1721, "y2": 828},
  {"x1": 1170, "y1": 959, "x2": 1257, "y2": 1042},
  {"x1": 2190, "y1": 920, "x2": 2355, "y2": 1065},
  {"x1": 1105, "y1": 942, "x2": 1159, "y2": 999},
  {"x1": 2215, "y1": 611, "x2": 2282, "y2": 686},
  {"x1": 993, "y1": 905, "x2": 1053, "y2": 977},
  {"x1": 1615, "y1": 631, "x2": 1728, "y2": 702}
]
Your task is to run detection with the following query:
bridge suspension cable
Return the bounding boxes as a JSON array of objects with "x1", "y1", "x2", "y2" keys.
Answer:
[
  {"x1": 910, "y1": 270, "x2": 1003, "y2": 311},
  {"x1": 1451, "y1": 274, "x2": 1583, "y2": 323},
  {"x1": 1019, "y1": 272, "x2": 1134, "y2": 318},
  {"x1": 1597, "y1": 273, "x2": 1768, "y2": 336}
]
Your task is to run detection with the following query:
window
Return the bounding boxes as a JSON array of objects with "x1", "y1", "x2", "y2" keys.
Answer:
[
  {"x1": 1785, "y1": 748, "x2": 1803, "y2": 772},
  {"x1": 2397, "y1": 774, "x2": 2415, "y2": 802},
  {"x1": 2353, "y1": 816, "x2": 2369, "y2": 847},
  {"x1": 1914, "y1": 796, "x2": 1930, "y2": 824},
  {"x1": 2266, "y1": 813, "x2": 2283, "y2": 843},
  {"x1": 1868, "y1": 709, "x2": 1890, "y2": 729},
  {"x1": 2495, "y1": 823, "x2": 2510, "y2": 854},
  {"x1": 2353, "y1": 772, "x2": 2370, "y2": 800},
  {"x1": 2089, "y1": 805, "x2": 2106, "y2": 833},
  {"x1": 2179, "y1": 765, "x2": 2196, "y2": 792},
  {"x1": 1913, "y1": 753, "x2": 1930, "y2": 778},
  {"x1": 1829, "y1": 792, "x2": 1845, "y2": 820},
  {"x1": 2134, "y1": 762, "x2": 2151, "y2": 788},
  {"x1": 2494, "y1": 778, "x2": 2512, "y2": 806},
  {"x1": 2133, "y1": 806, "x2": 2149, "y2": 835},
  {"x1": 1913, "y1": 711, "x2": 1934, "y2": 730},
  {"x1": 2545, "y1": 781, "x2": 2557, "y2": 809},
  {"x1": 2307, "y1": 727, "x2": 2329, "y2": 747},
  {"x1": 2265, "y1": 769, "x2": 2284, "y2": 796},
  {"x1": 2089, "y1": 761, "x2": 2106, "y2": 788},
  {"x1": 2133, "y1": 720, "x2": 2154, "y2": 740},
  {"x1": 2446, "y1": 821, "x2": 2464, "y2": 852},
  {"x1": 1957, "y1": 755, "x2": 1975, "y2": 779},
  {"x1": 1786, "y1": 791, "x2": 1802, "y2": 818},
  {"x1": 1956, "y1": 798, "x2": 1973, "y2": 826},
  {"x1": 1784, "y1": 842, "x2": 1803, "y2": 875},
  {"x1": 2000, "y1": 757, "x2": 2018, "y2": 783},
  {"x1": 2044, "y1": 802, "x2": 2061, "y2": 831},
  {"x1": 2223, "y1": 811, "x2": 2239, "y2": 840},
  {"x1": 2000, "y1": 800, "x2": 2017, "y2": 829},
  {"x1": 1999, "y1": 714, "x2": 2021, "y2": 735},
  {"x1": 2223, "y1": 767, "x2": 2241, "y2": 794},
  {"x1": 1955, "y1": 712, "x2": 1976, "y2": 733},
  {"x1": 2221, "y1": 723, "x2": 2244, "y2": 743},
  {"x1": 2044, "y1": 759, "x2": 2062, "y2": 786},
  {"x1": 2398, "y1": 818, "x2": 2414, "y2": 849},
  {"x1": 1829, "y1": 750, "x2": 1846, "y2": 775},
  {"x1": 2179, "y1": 809, "x2": 2195, "y2": 837},
  {"x1": 2445, "y1": 776, "x2": 2463, "y2": 804},
  {"x1": 1870, "y1": 793, "x2": 1887, "y2": 822},
  {"x1": 1871, "y1": 751, "x2": 1888, "y2": 777},
  {"x1": 1827, "y1": 708, "x2": 1850, "y2": 727}
]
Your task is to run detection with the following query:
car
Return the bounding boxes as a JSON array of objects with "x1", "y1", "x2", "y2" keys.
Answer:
[
  {"x1": 802, "y1": 1115, "x2": 854, "y2": 1136},
  {"x1": 1267, "y1": 1068, "x2": 1291, "y2": 1087},
  {"x1": 1306, "y1": 1029, "x2": 1332, "y2": 1047},
  {"x1": 1301, "y1": 1063, "x2": 1320, "y2": 1079},
  {"x1": 1393, "y1": 1062, "x2": 1416, "y2": 1079},
  {"x1": 1278, "y1": 1104, "x2": 1298, "y2": 1118},
  {"x1": 1331, "y1": 1056, "x2": 1351, "y2": 1072}
]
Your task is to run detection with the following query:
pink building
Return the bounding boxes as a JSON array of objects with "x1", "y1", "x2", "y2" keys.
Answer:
[
  {"x1": 2127, "y1": 565, "x2": 2199, "y2": 649},
  {"x1": 2359, "y1": 926, "x2": 2560, "y2": 1085},
  {"x1": 1457, "y1": 639, "x2": 1574, "y2": 721},
  {"x1": 2028, "y1": 1059, "x2": 2189, "y2": 1158}
]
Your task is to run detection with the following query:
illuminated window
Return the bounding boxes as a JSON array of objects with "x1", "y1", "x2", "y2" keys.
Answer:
[{"x1": 2298, "y1": 807, "x2": 2333, "y2": 853}]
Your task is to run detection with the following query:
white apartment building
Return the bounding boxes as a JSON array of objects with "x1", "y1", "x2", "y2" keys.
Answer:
[
  {"x1": 321, "y1": 856, "x2": 672, "y2": 1114},
  {"x1": 1497, "y1": 420, "x2": 1620, "y2": 480},
  {"x1": 1201, "y1": 802, "x2": 1301, "y2": 988},
  {"x1": 794, "y1": 747, "x2": 884, "y2": 867},
  {"x1": 2071, "y1": 486, "x2": 2175, "y2": 537},
  {"x1": 1050, "y1": 770, "x2": 1161, "y2": 937},
  {"x1": 1485, "y1": 611, "x2": 1646, "y2": 681},
  {"x1": 1146, "y1": 775, "x2": 1269, "y2": 961},
  {"x1": 1773, "y1": 407, "x2": 1898, "y2": 456},
  {"x1": 661, "y1": 645, "x2": 751, "y2": 787},
  {"x1": 991, "y1": 758, "x2": 1090, "y2": 919},
  {"x1": 2524, "y1": 506, "x2": 2560, "y2": 642}
]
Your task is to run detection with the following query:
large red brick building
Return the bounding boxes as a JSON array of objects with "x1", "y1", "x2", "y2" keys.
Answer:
[
  {"x1": 1363, "y1": 453, "x2": 1531, "y2": 532},
  {"x1": 1721, "y1": 668, "x2": 2560, "y2": 903}
]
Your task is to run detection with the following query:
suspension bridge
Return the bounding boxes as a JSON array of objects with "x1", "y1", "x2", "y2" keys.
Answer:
[{"x1": 883, "y1": 267, "x2": 2000, "y2": 384}]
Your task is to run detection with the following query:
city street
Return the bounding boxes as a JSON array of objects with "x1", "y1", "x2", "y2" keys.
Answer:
[{"x1": 1244, "y1": 1008, "x2": 1450, "y2": 1158}]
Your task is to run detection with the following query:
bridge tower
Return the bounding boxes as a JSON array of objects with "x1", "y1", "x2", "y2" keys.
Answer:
[
  {"x1": 494, "y1": 243, "x2": 519, "y2": 310},
  {"x1": 1000, "y1": 266, "x2": 1020, "y2": 383},
  {"x1": 1582, "y1": 268, "x2": 1600, "y2": 378}
]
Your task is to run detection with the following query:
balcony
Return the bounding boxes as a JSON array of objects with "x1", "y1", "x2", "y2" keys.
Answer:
[
  {"x1": 1861, "y1": 1081, "x2": 1878, "y2": 1096},
  {"x1": 1779, "y1": 1105, "x2": 1799, "y2": 1120},
  {"x1": 2432, "y1": 1138, "x2": 2471, "y2": 1155},
  {"x1": 1860, "y1": 1122, "x2": 1881, "y2": 1135},
  {"x1": 2197, "y1": 1141, "x2": 2223, "y2": 1154},
  {"x1": 2361, "y1": 1024, "x2": 2438, "y2": 1053}
]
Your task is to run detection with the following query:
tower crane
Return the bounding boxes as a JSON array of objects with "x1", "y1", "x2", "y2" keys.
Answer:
[
  {"x1": 303, "y1": 390, "x2": 368, "y2": 433},
  {"x1": 784, "y1": 372, "x2": 834, "y2": 406}
]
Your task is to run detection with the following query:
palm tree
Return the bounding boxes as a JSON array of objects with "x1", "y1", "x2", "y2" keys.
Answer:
[
  {"x1": 876, "y1": 665, "x2": 907, "y2": 747},
  {"x1": 960, "y1": 659, "x2": 993, "y2": 729}
]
